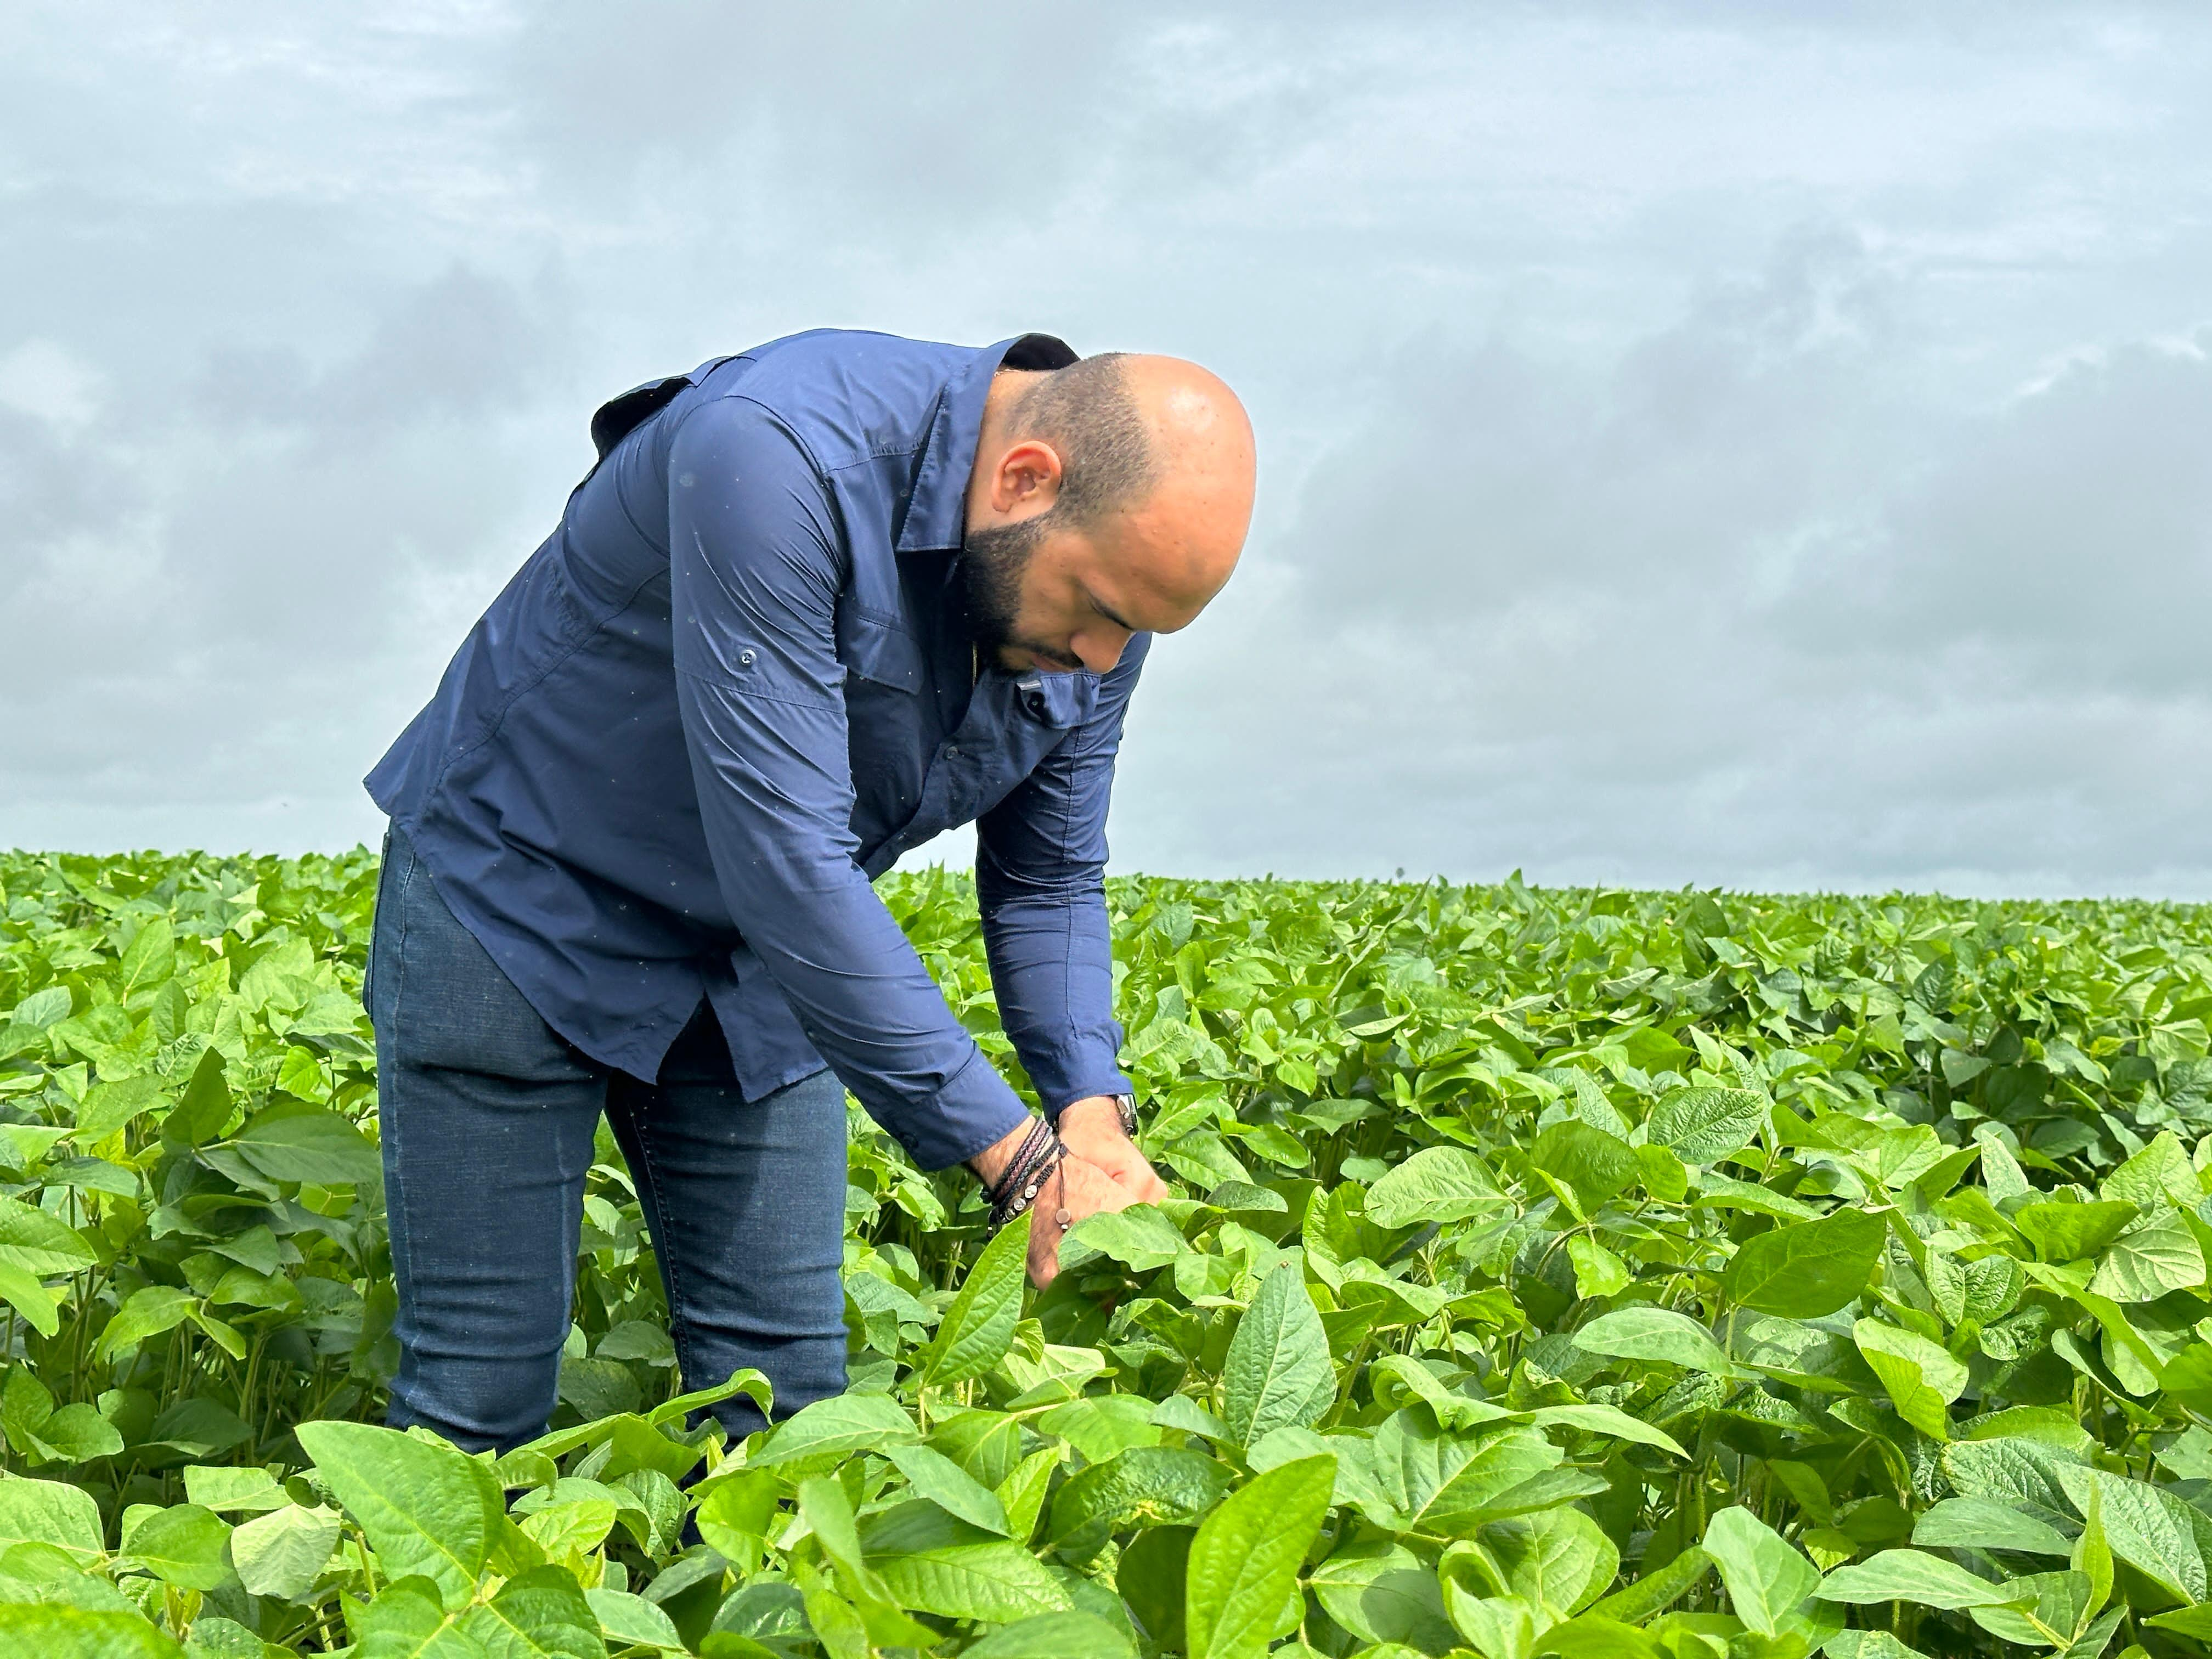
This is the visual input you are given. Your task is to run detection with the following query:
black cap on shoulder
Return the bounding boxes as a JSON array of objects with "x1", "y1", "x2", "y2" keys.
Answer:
[{"x1": 1000, "y1": 333, "x2": 1080, "y2": 371}]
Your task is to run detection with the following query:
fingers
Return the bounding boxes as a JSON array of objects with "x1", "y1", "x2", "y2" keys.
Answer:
[
  {"x1": 1058, "y1": 1154, "x2": 1135, "y2": 1215},
  {"x1": 1057, "y1": 1122, "x2": 1173, "y2": 1206},
  {"x1": 1099, "y1": 1144, "x2": 1171, "y2": 1205}
]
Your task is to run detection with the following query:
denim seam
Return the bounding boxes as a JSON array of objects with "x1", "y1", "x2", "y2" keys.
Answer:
[{"x1": 618, "y1": 1084, "x2": 697, "y2": 1389}]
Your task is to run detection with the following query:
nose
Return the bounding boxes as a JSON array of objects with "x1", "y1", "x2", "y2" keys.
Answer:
[{"x1": 1068, "y1": 624, "x2": 1129, "y2": 673}]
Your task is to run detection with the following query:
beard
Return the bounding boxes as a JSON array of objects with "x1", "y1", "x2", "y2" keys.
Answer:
[{"x1": 960, "y1": 515, "x2": 1045, "y2": 663}]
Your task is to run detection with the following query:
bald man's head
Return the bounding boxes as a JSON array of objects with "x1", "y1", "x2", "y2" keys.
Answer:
[{"x1": 962, "y1": 350, "x2": 1255, "y2": 675}]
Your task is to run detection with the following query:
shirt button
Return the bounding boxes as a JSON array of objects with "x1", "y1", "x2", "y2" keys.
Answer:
[
  {"x1": 944, "y1": 744, "x2": 960, "y2": 758},
  {"x1": 738, "y1": 650, "x2": 755, "y2": 666}
]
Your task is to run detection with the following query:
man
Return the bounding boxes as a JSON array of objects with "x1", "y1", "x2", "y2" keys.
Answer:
[{"x1": 362, "y1": 329, "x2": 1255, "y2": 1451}]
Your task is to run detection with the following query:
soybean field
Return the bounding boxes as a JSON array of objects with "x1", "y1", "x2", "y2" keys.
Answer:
[{"x1": 6, "y1": 848, "x2": 2212, "y2": 1658}]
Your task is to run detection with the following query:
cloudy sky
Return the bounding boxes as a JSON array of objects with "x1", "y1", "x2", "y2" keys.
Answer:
[{"x1": 4, "y1": 2, "x2": 2209, "y2": 897}]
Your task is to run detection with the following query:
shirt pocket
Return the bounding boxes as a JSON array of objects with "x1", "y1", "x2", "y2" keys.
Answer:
[
  {"x1": 836, "y1": 608, "x2": 925, "y2": 693},
  {"x1": 1013, "y1": 671, "x2": 1101, "y2": 729}
]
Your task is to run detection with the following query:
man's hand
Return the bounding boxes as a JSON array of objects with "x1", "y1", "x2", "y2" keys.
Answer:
[
  {"x1": 1023, "y1": 1155, "x2": 1136, "y2": 1289},
  {"x1": 968, "y1": 1114, "x2": 1154, "y2": 1289},
  {"x1": 1057, "y1": 1096, "x2": 1170, "y2": 1205}
]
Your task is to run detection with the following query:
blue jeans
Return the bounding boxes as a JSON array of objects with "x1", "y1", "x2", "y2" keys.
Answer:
[{"x1": 366, "y1": 827, "x2": 849, "y2": 1452}]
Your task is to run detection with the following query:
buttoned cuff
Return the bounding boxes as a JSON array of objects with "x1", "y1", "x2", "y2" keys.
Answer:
[{"x1": 902, "y1": 1048, "x2": 1035, "y2": 1173}]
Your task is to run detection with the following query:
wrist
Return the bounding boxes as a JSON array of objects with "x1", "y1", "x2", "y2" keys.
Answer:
[
  {"x1": 968, "y1": 1116, "x2": 1037, "y2": 1187},
  {"x1": 1059, "y1": 1093, "x2": 1137, "y2": 1141}
]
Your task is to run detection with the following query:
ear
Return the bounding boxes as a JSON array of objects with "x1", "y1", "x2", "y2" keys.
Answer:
[{"x1": 986, "y1": 438, "x2": 1065, "y2": 515}]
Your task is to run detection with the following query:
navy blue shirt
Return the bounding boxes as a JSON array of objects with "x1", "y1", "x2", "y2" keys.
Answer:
[{"x1": 366, "y1": 330, "x2": 1142, "y2": 1170}]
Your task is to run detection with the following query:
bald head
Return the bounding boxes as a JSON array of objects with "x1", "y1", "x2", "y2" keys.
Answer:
[
  {"x1": 963, "y1": 349, "x2": 1255, "y2": 674},
  {"x1": 1098, "y1": 354, "x2": 1256, "y2": 613}
]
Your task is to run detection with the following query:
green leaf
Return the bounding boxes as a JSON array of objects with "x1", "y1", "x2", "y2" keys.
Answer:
[
  {"x1": 1822, "y1": 1635, "x2": 1934, "y2": 1659},
  {"x1": 1567, "y1": 1235, "x2": 1633, "y2": 1301},
  {"x1": 1966, "y1": 1570, "x2": 2096, "y2": 1647},
  {"x1": 1339, "y1": 1414, "x2": 1565, "y2": 1538},
  {"x1": 1941, "y1": 1435, "x2": 2082, "y2": 1532},
  {"x1": 1046, "y1": 1447, "x2": 1234, "y2": 1548},
  {"x1": 1059, "y1": 1205, "x2": 1188, "y2": 1273},
  {"x1": 1722, "y1": 1207, "x2": 1884, "y2": 1317},
  {"x1": 0, "y1": 1475, "x2": 105, "y2": 1565},
  {"x1": 916, "y1": 1211, "x2": 1031, "y2": 1389},
  {"x1": 72, "y1": 1076, "x2": 166, "y2": 1143},
  {"x1": 1308, "y1": 1541, "x2": 1454, "y2": 1652},
  {"x1": 871, "y1": 1538, "x2": 1073, "y2": 1622},
  {"x1": 1646, "y1": 1087, "x2": 1765, "y2": 1165},
  {"x1": 0, "y1": 1606, "x2": 184, "y2": 1657},
  {"x1": 1526, "y1": 1402, "x2": 1688, "y2": 1460},
  {"x1": 227, "y1": 1107, "x2": 379, "y2": 1186},
  {"x1": 458, "y1": 1563, "x2": 608, "y2": 1659},
  {"x1": 517, "y1": 1499, "x2": 617, "y2": 1560},
  {"x1": 1220, "y1": 1264, "x2": 1336, "y2": 1447},
  {"x1": 2087, "y1": 1210, "x2": 2205, "y2": 1302},
  {"x1": 1585, "y1": 1545, "x2": 1711, "y2": 1626},
  {"x1": 1468, "y1": 1505, "x2": 1621, "y2": 1622},
  {"x1": 752, "y1": 1391, "x2": 919, "y2": 1468},
  {"x1": 179, "y1": 1616, "x2": 276, "y2": 1659},
  {"x1": 0, "y1": 1263, "x2": 62, "y2": 1339},
  {"x1": 37, "y1": 1403, "x2": 123, "y2": 1463},
  {"x1": 119, "y1": 1503, "x2": 233, "y2": 1590},
  {"x1": 295, "y1": 1419, "x2": 493, "y2": 1608},
  {"x1": 117, "y1": 916, "x2": 174, "y2": 997},
  {"x1": 997, "y1": 1446, "x2": 1062, "y2": 1547},
  {"x1": 1532, "y1": 1121, "x2": 1638, "y2": 1214},
  {"x1": 2073, "y1": 1471, "x2": 2113, "y2": 1620},
  {"x1": 960, "y1": 1611, "x2": 1138, "y2": 1659},
  {"x1": 1815, "y1": 1548, "x2": 2034, "y2": 1610},
  {"x1": 230, "y1": 1503, "x2": 342, "y2": 1602},
  {"x1": 0, "y1": 1195, "x2": 98, "y2": 1278},
  {"x1": 1572, "y1": 1306, "x2": 1733, "y2": 1374},
  {"x1": 1701, "y1": 1506, "x2": 1819, "y2": 1637},
  {"x1": 1853, "y1": 1318, "x2": 1966, "y2": 1440},
  {"x1": 1184, "y1": 1454, "x2": 1335, "y2": 1659},
  {"x1": 1116, "y1": 1525, "x2": 1192, "y2": 1651},
  {"x1": 1363, "y1": 1147, "x2": 1505, "y2": 1229},
  {"x1": 1910, "y1": 1497, "x2": 2070, "y2": 1557},
  {"x1": 2015, "y1": 1200, "x2": 2137, "y2": 1263},
  {"x1": 95, "y1": 1286, "x2": 199, "y2": 1362},
  {"x1": 161, "y1": 1048, "x2": 233, "y2": 1152},
  {"x1": 1531, "y1": 1614, "x2": 1664, "y2": 1657},
  {"x1": 884, "y1": 1442, "x2": 1009, "y2": 1535},
  {"x1": 584, "y1": 1588, "x2": 683, "y2": 1651},
  {"x1": 1444, "y1": 1589, "x2": 1538, "y2": 1659},
  {"x1": 2102, "y1": 1130, "x2": 2201, "y2": 1209},
  {"x1": 2052, "y1": 1465, "x2": 2212, "y2": 1605}
]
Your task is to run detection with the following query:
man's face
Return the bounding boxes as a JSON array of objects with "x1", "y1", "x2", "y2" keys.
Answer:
[{"x1": 961, "y1": 509, "x2": 1146, "y2": 675}]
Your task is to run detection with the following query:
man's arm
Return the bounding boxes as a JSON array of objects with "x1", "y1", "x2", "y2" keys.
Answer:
[
  {"x1": 976, "y1": 642, "x2": 1168, "y2": 1203},
  {"x1": 665, "y1": 394, "x2": 1037, "y2": 1172}
]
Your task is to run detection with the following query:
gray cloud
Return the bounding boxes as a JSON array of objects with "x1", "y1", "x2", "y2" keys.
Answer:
[{"x1": 3, "y1": 2, "x2": 2210, "y2": 898}]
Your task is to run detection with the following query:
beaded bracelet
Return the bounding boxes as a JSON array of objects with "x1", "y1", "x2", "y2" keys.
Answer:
[
  {"x1": 986, "y1": 1118, "x2": 1054, "y2": 1207},
  {"x1": 986, "y1": 1118, "x2": 1071, "y2": 1233}
]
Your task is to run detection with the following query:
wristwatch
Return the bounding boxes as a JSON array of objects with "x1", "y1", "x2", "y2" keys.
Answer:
[{"x1": 1110, "y1": 1092, "x2": 1139, "y2": 1136}]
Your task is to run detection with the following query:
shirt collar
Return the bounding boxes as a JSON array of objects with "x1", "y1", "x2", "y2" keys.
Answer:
[{"x1": 898, "y1": 334, "x2": 1074, "y2": 554}]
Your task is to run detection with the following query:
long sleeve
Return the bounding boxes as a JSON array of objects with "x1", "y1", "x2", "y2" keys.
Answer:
[
  {"x1": 974, "y1": 636, "x2": 1148, "y2": 1117},
  {"x1": 667, "y1": 394, "x2": 1030, "y2": 1171}
]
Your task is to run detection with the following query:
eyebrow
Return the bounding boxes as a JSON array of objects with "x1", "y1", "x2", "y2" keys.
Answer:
[{"x1": 1084, "y1": 587, "x2": 1137, "y2": 632}]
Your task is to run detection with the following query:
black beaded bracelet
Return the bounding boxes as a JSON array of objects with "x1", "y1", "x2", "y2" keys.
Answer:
[
  {"x1": 986, "y1": 1118, "x2": 1068, "y2": 1232},
  {"x1": 986, "y1": 1118, "x2": 1053, "y2": 1206}
]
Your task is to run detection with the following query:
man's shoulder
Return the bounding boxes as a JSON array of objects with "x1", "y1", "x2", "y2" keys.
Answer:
[{"x1": 707, "y1": 330, "x2": 984, "y2": 471}]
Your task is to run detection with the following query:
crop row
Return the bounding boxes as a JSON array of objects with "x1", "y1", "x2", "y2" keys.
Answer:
[{"x1": 4, "y1": 850, "x2": 2212, "y2": 1656}]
